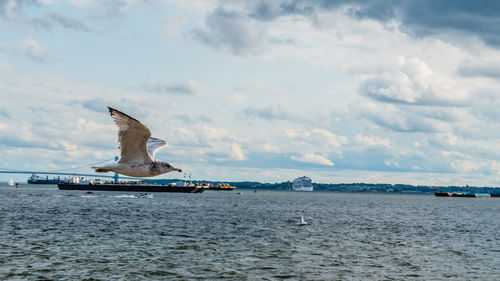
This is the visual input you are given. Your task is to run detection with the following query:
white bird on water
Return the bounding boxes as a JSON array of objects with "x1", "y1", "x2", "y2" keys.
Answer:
[{"x1": 92, "y1": 107, "x2": 182, "y2": 177}]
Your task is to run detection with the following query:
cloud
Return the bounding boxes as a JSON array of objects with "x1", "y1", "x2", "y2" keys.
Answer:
[
  {"x1": 80, "y1": 97, "x2": 111, "y2": 113},
  {"x1": 142, "y1": 80, "x2": 207, "y2": 97},
  {"x1": 91, "y1": 0, "x2": 128, "y2": 21},
  {"x1": 0, "y1": 107, "x2": 10, "y2": 118},
  {"x1": 174, "y1": 113, "x2": 212, "y2": 125},
  {"x1": 230, "y1": 143, "x2": 246, "y2": 160},
  {"x1": 284, "y1": 128, "x2": 348, "y2": 157},
  {"x1": 0, "y1": 0, "x2": 39, "y2": 17},
  {"x1": 394, "y1": 1, "x2": 500, "y2": 48},
  {"x1": 291, "y1": 153, "x2": 334, "y2": 166},
  {"x1": 247, "y1": 1, "x2": 316, "y2": 21},
  {"x1": 2, "y1": 3, "x2": 90, "y2": 32},
  {"x1": 0, "y1": 39, "x2": 48, "y2": 62},
  {"x1": 22, "y1": 39, "x2": 48, "y2": 62},
  {"x1": 0, "y1": 124, "x2": 75, "y2": 150},
  {"x1": 231, "y1": 78, "x2": 281, "y2": 101},
  {"x1": 241, "y1": 105, "x2": 308, "y2": 123},
  {"x1": 67, "y1": 0, "x2": 94, "y2": 9},
  {"x1": 458, "y1": 62, "x2": 500, "y2": 80},
  {"x1": 355, "y1": 134, "x2": 391, "y2": 147},
  {"x1": 244, "y1": 1, "x2": 500, "y2": 49},
  {"x1": 192, "y1": 7, "x2": 269, "y2": 55},
  {"x1": 78, "y1": 98, "x2": 149, "y2": 120},
  {"x1": 358, "y1": 102, "x2": 452, "y2": 133},
  {"x1": 47, "y1": 12, "x2": 90, "y2": 32},
  {"x1": 359, "y1": 57, "x2": 468, "y2": 107}
]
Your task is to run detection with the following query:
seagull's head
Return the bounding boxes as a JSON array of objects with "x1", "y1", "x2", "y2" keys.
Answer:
[{"x1": 159, "y1": 161, "x2": 182, "y2": 173}]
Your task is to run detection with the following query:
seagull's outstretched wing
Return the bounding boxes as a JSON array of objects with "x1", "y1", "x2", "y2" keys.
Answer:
[
  {"x1": 108, "y1": 107, "x2": 153, "y2": 163},
  {"x1": 147, "y1": 137, "x2": 167, "y2": 160}
]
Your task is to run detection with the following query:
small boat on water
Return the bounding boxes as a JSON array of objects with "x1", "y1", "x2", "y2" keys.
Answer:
[
  {"x1": 297, "y1": 216, "x2": 307, "y2": 225},
  {"x1": 137, "y1": 193, "x2": 154, "y2": 198},
  {"x1": 8, "y1": 177, "x2": 14, "y2": 186}
]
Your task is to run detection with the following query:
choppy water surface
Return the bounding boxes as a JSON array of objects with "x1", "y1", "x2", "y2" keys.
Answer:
[{"x1": 0, "y1": 185, "x2": 498, "y2": 280}]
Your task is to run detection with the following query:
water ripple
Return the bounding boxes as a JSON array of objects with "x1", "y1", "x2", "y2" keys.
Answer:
[{"x1": 0, "y1": 186, "x2": 498, "y2": 280}]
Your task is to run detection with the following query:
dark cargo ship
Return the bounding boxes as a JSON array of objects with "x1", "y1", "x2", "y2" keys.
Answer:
[
  {"x1": 58, "y1": 182, "x2": 205, "y2": 193},
  {"x1": 435, "y1": 191, "x2": 492, "y2": 197},
  {"x1": 28, "y1": 174, "x2": 66, "y2": 185}
]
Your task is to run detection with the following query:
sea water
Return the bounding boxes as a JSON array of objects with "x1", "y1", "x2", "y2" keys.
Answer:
[{"x1": 0, "y1": 184, "x2": 498, "y2": 280}]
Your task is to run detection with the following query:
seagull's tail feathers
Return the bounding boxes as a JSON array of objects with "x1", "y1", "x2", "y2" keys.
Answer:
[
  {"x1": 92, "y1": 162, "x2": 118, "y2": 173},
  {"x1": 92, "y1": 166, "x2": 112, "y2": 173}
]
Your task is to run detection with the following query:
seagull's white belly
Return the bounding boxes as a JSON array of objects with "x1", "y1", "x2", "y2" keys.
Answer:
[{"x1": 115, "y1": 163, "x2": 160, "y2": 177}]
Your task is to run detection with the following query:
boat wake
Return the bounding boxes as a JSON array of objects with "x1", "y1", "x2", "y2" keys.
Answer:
[
  {"x1": 114, "y1": 195, "x2": 137, "y2": 198},
  {"x1": 113, "y1": 194, "x2": 154, "y2": 199}
]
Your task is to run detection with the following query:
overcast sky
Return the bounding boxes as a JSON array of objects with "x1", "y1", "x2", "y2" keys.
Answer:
[{"x1": 2, "y1": 0, "x2": 500, "y2": 186}]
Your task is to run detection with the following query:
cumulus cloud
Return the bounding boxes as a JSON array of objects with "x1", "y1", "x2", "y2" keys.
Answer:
[
  {"x1": 291, "y1": 153, "x2": 334, "y2": 166},
  {"x1": 358, "y1": 102, "x2": 452, "y2": 133},
  {"x1": 355, "y1": 134, "x2": 391, "y2": 147},
  {"x1": 142, "y1": 80, "x2": 207, "y2": 97},
  {"x1": 169, "y1": 125, "x2": 249, "y2": 163},
  {"x1": 359, "y1": 57, "x2": 468, "y2": 107},
  {"x1": 286, "y1": 128, "x2": 348, "y2": 149},
  {"x1": 230, "y1": 143, "x2": 246, "y2": 160},
  {"x1": 192, "y1": 7, "x2": 269, "y2": 55},
  {"x1": 283, "y1": 128, "x2": 348, "y2": 163},
  {"x1": 22, "y1": 39, "x2": 47, "y2": 62},
  {"x1": 0, "y1": 124, "x2": 83, "y2": 151}
]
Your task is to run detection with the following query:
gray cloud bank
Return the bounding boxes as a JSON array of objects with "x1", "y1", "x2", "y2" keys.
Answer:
[
  {"x1": 194, "y1": 0, "x2": 500, "y2": 55},
  {"x1": 246, "y1": 0, "x2": 500, "y2": 48}
]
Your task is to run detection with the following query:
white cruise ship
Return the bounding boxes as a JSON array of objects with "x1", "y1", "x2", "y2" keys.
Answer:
[{"x1": 292, "y1": 176, "x2": 313, "y2": 191}]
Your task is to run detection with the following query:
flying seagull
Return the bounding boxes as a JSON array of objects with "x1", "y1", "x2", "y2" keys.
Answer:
[{"x1": 92, "y1": 107, "x2": 182, "y2": 177}]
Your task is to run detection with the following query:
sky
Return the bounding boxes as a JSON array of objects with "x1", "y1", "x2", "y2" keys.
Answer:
[{"x1": 2, "y1": 0, "x2": 500, "y2": 186}]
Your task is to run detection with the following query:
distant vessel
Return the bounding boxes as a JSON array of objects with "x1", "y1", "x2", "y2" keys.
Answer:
[
  {"x1": 435, "y1": 191, "x2": 492, "y2": 198},
  {"x1": 292, "y1": 176, "x2": 313, "y2": 191},
  {"x1": 137, "y1": 193, "x2": 154, "y2": 198},
  {"x1": 8, "y1": 177, "x2": 14, "y2": 186},
  {"x1": 27, "y1": 174, "x2": 66, "y2": 185},
  {"x1": 208, "y1": 183, "x2": 236, "y2": 191},
  {"x1": 297, "y1": 216, "x2": 307, "y2": 225}
]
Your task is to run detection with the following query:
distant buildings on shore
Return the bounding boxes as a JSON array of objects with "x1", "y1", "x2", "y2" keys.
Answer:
[{"x1": 138, "y1": 178, "x2": 500, "y2": 194}]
